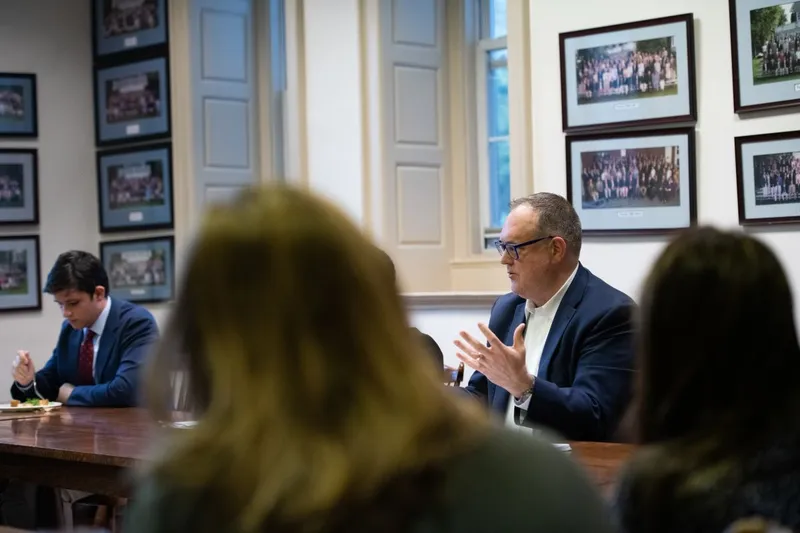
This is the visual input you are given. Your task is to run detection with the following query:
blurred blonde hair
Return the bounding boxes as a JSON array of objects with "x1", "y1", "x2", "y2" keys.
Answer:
[{"x1": 145, "y1": 184, "x2": 487, "y2": 532}]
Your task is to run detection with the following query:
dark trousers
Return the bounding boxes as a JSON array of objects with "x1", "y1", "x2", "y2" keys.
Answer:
[{"x1": 0, "y1": 479, "x2": 58, "y2": 528}]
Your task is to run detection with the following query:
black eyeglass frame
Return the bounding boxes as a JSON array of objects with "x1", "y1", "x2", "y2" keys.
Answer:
[{"x1": 494, "y1": 235, "x2": 555, "y2": 260}]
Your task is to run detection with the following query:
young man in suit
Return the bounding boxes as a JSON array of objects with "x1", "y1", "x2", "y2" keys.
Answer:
[
  {"x1": 11, "y1": 250, "x2": 159, "y2": 406},
  {"x1": 2, "y1": 250, "x2": 159, "y2": 528},
  {"x1": 454, "y1": 193, "x2": 635, "y2": 442}
]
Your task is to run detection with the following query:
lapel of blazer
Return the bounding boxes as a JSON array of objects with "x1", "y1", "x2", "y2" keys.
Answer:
[
  {"x1": 537, "y1": 264, "x2": 589, "y2": 379},
  {"x1": 491, "y1": 301, "x2": 527, "y2": 412},
  {"x1": 95, "y1": 300, "x2": 121, "y2": 381},
  {"x1": 506, "y1": 301, "x2": 527, "y2": 345}
]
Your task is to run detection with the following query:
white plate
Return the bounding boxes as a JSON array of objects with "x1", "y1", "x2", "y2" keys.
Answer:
[
  {"x1": 0, "y1": 401, "x2": 62, "y2": 412},
  {"x1": 171, "y1": 420, "x2": 198, "y2": 429}
]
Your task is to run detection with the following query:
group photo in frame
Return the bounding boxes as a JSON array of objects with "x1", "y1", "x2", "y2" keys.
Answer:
[
  {"x1": 0, "y1": 149, "x2": 38, "y2": 226},
  {"x1": 100, "y1": 235, "x2": 174, "y2": 303},
  {"x1": 729, "y1": 0, "x2": 800, "y2": 113},
  {"x1": 96, "y1": 142, "x2": 173, "y2": 232},
  {"x1": 94, "y1": 54, "x2": 171, "y2": 146},
  {"x1": 559, "y1": 13, "x2": 697, "y2": 132},
  {"x1": 735, "y1": 129, "x2": 800, "y2": 225},
  {"x1": 0, "y1": 235, "x2": 41, "y2": 313},
  {"x1": 565, "y1": 127, "x2": 697, "y2": 235},
  {"x1": 92, "y1": 0, "x2": 168, "y2": 59},
  {"x1": 0, "y1": 73, "x2": 37, "y2": 138}
]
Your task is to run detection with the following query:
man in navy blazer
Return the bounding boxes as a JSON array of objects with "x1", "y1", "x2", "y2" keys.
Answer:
[
  {"x1": 10, "y1": 250, "x2": 158, "y2": 407},
  {"x1": 454, "y1": 193, "x2": 635, "y2": 442}
]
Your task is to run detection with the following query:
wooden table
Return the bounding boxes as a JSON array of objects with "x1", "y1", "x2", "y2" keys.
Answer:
[
  {"x1": 570, "y1": 441, "x2": 635, "y2": 496},
  {"x1": 0, "y1": 408, "x2": 158, "y2": 497},
  {"x1": 0, "y1": 407, "x2": 635, "y2": 498}
]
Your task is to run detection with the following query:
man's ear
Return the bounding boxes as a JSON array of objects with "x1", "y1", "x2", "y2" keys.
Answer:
[
  {"x1": 93, "y1": 286, "x2": 106, "y2": 301},
  {"x1": 551, "y1": 236, "x2": 568, "y2": 261}
]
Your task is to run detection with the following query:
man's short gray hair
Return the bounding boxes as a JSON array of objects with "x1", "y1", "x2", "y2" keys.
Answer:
[{"x1": 509, "y1": 193, "x2": 582, "y2": 257}]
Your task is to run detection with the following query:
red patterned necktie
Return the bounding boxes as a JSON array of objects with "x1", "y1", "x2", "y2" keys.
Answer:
[{"x1": 77, "y1": 330, "x2": 96, "y2": 386}]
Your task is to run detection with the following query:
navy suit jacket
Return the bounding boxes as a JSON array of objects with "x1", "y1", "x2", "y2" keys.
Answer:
[
  {"x1": 11, "y1": 299, "x2": 159, "y2": 407},
  {"x1": 464, "y1": 264, "x2": 635, "y2": 442},
  {"x1": 411, "y1": 327, "x2": 444, "y2": 369}
]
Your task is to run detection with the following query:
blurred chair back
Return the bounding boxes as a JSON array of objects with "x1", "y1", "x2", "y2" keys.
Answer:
[{"x1": 444, "y1": 363, "x2": 464, "y2": 387}]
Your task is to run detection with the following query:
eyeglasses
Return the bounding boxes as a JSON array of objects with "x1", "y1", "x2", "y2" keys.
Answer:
[{"x1": 494, "y1": 236, "x2": 554, "y2": 260}]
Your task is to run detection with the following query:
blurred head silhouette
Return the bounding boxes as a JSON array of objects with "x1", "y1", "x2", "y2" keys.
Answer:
[
  {"x1": 146, "y1": 184, "x2": 485, "y2": 532},
  {"x1": 632, "y1": 226, "x2": 800, "y2": 447}
]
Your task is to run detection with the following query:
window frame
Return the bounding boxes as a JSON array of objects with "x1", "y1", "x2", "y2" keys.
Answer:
[{"x1": 475, "y1": 0, "x2": 509, "y2": 249}]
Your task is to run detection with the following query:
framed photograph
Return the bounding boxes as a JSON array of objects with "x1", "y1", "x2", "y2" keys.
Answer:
[
  {"x1": 566, "y1": 127, "x2": 697, "y2": 235},
  {"x1": 94, "y1": 55, "x2": 171, "y2": 146},
  {"x1": 729, "y1": 0, "x2": 800, "y2": 113},
  {"x1": 559, "y1": 14, "x2": 697, "y2": 132},
  {"x1": 735, "y1": 130, "x2": 800, "y2": 225},
  {"x1": 0, "y1": 235, "x2": 41, "y2": 313},
  {"x1": 97, "y1": 142, "x2": 173, "y2": 232},
  {"x1": 0, "y1": 149, "x2": 38, "y2": 226},
  {"x1": 0, "y1": 73, "x2": 37, "y2": 138},
  {"x1": 92, "y1": 0, "x2": 168, "y2": 59},
  {"x1": 100, "y1": 236, "x2": 174, "y2": 303}
]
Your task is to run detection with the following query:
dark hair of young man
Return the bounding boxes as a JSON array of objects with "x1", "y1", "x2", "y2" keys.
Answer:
[{"x1": 43, "y1": 251, "x2": 110, "y2": 297}]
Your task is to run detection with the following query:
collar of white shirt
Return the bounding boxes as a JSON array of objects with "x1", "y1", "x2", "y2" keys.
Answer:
[
  {"x1": 86, "y1": 296, "x2": 112, "y2": 339},
  {"x1": 524, "y1": 265, "x2": 579, "y2": 320}
]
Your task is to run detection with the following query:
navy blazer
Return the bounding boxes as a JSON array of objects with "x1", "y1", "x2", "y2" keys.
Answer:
[
  {"x1": 411, "y1": 327, "x2": 444, "y2": 369},
  {"x1": 464, "y1": 264, "x2": 636, "y2": 442},
  {"x1": 11, "y1": 298, "x2": 159, "y2": 407}
]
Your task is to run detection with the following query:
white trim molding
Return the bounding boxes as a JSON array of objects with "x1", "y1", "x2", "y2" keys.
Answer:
[
  {"x1": 167, "y1": 0, "x2": 195, "y2": 264},
  {"x1": 404, "y1": 292, "x2": 502, "y2": 309},
  {"x1": 506, "y1": 0, "x2": 533, "y2": 199},
  {"x1": 282, "y1": 0, "x2": 308, "y2": 185}
]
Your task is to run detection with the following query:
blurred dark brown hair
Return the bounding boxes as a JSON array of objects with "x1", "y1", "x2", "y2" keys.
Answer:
[{"x1": 632, "y1": 227, "x2": 800, "y2": 448}]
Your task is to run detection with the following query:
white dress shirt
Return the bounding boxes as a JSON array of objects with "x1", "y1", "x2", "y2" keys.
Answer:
[{"x1": 505, "y1": 266, "x2": 579, "y2": 430}]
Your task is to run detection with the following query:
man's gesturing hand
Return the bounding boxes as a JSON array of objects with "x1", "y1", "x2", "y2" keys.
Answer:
[{"x1": 453, "y1": 323, "x2": 532, "y2": 398}]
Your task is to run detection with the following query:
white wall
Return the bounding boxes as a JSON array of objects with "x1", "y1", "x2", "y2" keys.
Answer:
[
  {"x1": 293, "y1": 0, "x2": 800, "y2": 360},
  {"x1": 0, "y1": 0, "x2": 97, "y2": 369},
  {"x1": 529, "y1": 0, "x2": 800, "y2": 311},
  {"x1": 295, "y1": 0, "x2": 800, "y2": 307},
  {"x1": 411, "y1": 306, "x2": 489, "y2": 383},
  {"x1": 302, "y1": 0, "x2": 366, "y2": 224},
  {"x1": 13, "y1": 0, "x2": 798, "y2": 374},
  {"x1": 0, "y1": 0, "x2": 173, "y2": 370}
]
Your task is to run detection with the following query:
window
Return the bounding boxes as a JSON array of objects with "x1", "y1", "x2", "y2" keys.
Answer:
[{"x1": 476, "y1": 0, "x2": 509, "y2": 249}]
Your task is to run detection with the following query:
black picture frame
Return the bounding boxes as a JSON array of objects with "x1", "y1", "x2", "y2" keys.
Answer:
[
  {"x1": 735, "y1": 129, "x2": 800, "y2": 225},
  {"x1": 0, "y1": 235, "x2": 42, "y2": 313},
  {"x1": 729, "y1": 0, "x2": 800, "y2": 113},
  {"x1": 92, "y1": 0, "x2": 169, "y2": 60},
  {"x1": 93, "y1": 52, "x2": 172, "y2": 147},
  {"x1": 0, "y1": 73, "x2": 38, "y2": 138},
  {"x1": 96, "y1": 142, "x2": 174, "y2": 232},
  {"x1": 100, "y1": 235, "x2": 175, "y2": 304},
  {"x1": 0, "y1": 149, "x2": 39, "y2": 226},
  {"x1": 565, "y1": 127, "x2": 697, "y2": 235},
  {"x1": 559, "y1": 13, "x2": 697, "y2": 133}
]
